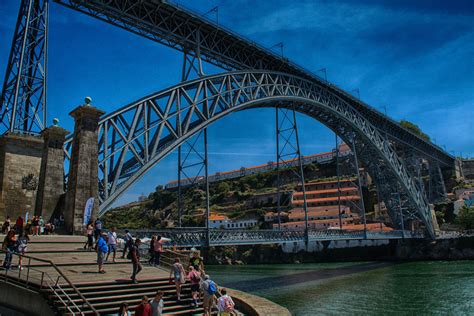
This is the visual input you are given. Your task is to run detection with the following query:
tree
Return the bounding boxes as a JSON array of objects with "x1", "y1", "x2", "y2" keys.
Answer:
[
  {"x1": 456, "y1": 206, "x2": 474, "y2": 230},
  {"x1": 400, "y1": 120, "x2": 431, "y2": 141},
  {"x1": 216, "y1": 181, "x2": 230, "y2": 194}
]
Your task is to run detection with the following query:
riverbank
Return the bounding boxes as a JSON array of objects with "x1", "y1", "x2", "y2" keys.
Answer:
[{"x1": 205, "y1": 236, "x2": 474, "y2": 265}]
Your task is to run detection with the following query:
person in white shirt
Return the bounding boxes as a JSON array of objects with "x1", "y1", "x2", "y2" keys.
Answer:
[
  {"x1": 150, "y1": 291, "x2": 164, "y2": 316},
  {"x1": 217, "y1": 288, "x2": 236, "y2": 316},
  {"x1": 106, "y1": 227, "x2": 118, "y2": 263}
]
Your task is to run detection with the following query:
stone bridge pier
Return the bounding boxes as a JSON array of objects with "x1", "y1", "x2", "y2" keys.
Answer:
[
  {"x1": 0, "y1": 100, "x2": 104, "y2": 235},
  {"x1": 0, "y1": 134, "x2": 43, "y2": 221},
  {"x1": 64, "y1": 103, "x2": 104, "y2": 234}
]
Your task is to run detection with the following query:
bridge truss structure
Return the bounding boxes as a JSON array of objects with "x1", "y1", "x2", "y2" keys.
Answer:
[
  {"x1": 1, "y1": 0, "x2": 457, "y2": 241},
  {"x1": 128, "y1": 228, "x2": 424, "y2": 248},
  {"x1": 61, "y1": 70, "x2": 438, "y2": 238}
]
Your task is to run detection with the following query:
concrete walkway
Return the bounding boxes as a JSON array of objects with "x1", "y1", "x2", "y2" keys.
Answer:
[{"x1": 1, "y1": 234, "x2": 168, "y2": 285}]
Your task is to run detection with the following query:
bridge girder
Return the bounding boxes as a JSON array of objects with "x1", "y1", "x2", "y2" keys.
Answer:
[
  {"x1": 54, "y1": 0, "x2": 454, "y2": 168},
  {"x1": 64, "y1": 71, "x2": 437, "y2": 238}
]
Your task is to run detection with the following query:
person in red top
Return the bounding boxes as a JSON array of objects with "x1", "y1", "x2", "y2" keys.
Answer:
[
  {"x1": 134, "y1": 296, "x2": 152, "y2": 316},
  {"x1": 15, "y1": 216, "x2": 24, "y2": 235}
]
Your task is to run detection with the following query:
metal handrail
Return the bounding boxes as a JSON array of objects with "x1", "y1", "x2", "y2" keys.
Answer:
[
  {"x1": 0, "y1": 249, "x2": 98, "y2": 315},
  {"x1": 160, "y1": 249, "x2": 191, "y2": 270}
]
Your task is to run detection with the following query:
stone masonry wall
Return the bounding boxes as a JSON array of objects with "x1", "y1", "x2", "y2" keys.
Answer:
[
  {"x1": 35, "y1": 126, "x2": 69, "y2": 221},
  {"x1": 0, "y1": 134, "x2": 43, "y2": 221}
]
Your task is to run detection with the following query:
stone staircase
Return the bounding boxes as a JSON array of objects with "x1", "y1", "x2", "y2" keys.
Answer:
[
  {"x1": 46, "y1": 277, "x2": 204, "y2": 315},
  {"x1": 1, "y1": 235, "x2": 206, "y2": 315}
]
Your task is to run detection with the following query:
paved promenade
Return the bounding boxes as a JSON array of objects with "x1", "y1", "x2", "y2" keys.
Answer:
[
  {"x1": 1, "y1": 233, "x2": 291, "y2": 315},
  {"x1": 1, "y1": 234, "x2": 168, "y2": 285}
]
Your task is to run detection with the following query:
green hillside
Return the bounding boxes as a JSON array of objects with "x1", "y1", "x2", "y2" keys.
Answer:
[{"x1": 102, "y1": 157, "x2": 361, "y2": 229}]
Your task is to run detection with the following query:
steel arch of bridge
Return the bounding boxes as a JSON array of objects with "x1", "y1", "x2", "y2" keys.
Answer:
[{"x1": 64, "y1": 70, "x2": 435, "y2": 238}]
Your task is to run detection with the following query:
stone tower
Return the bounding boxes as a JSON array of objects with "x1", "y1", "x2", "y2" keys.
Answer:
[{"x1": 64, "y1": 100, "x2": 104, "y2": 234}]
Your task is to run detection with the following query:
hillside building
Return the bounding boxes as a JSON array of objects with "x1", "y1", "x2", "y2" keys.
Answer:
[{"x1": 209, "y1": 213, "x2": 258, "y2": 229}]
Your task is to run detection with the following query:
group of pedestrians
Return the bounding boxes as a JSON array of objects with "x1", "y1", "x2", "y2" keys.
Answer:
[
  {"x1": 117, "y1": 291, "x2": 164, "y2": 316},
  {"x1": 80, "y1": 224, "x2": 236, "y2": 315},
  {"x1": 168, "y1": 251, "x2": 235, "y2": 316},
  {"x1": 115, "y1": 231, "x2": 236, "y2": 315},
  {"x1": 1, "y1": 229, "x2": 29, "y2": 271},
  {"x1": 2, "y1": 215, "x2": 58, "y2": 236},
  {"x1": 83, "y1": 218, "x2": 120, "y2": 273},
  {"x1": 1, "y1": 216, "x2": 24, "y2": 235}
]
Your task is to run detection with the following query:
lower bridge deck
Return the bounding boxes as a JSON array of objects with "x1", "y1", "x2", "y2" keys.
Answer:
[{"x1": 127, "y1": 229, "x2": 425, "y2": 247}]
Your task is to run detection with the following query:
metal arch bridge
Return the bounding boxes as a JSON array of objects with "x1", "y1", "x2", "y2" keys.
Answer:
[
  {"x1": 126, "y1": 228, "x2": 423, "y2": 248},
  {"x1": 63, "y1": 70, "x2": 436, "y2": 237},
  {"x1": 1, "y1": 0, "x2": 456, "y2": 241}
]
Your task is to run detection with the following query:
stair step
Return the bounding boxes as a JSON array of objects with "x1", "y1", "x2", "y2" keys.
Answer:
[
  {"x1": 52, "y1": 284, "x2": 192, "y2": 299},
  {"x1": 46, "y1": 278, "x2": 177, "y2": 294},
  {"x1": 73, "y1": 276, "x2": 170, "y2": 287},
  {"x1": 53, "y1": 289, "x2": 193, "y2": 303},
  {"x1": 58, "y1": 298, "x2": 204, "y2": 314}
]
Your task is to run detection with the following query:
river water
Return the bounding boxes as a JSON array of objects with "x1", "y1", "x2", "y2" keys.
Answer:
[{"x1": 206, "y1": 261, "x2": 474, "y2": 315}]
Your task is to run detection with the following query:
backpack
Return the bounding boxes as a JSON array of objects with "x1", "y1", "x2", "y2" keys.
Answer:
[
  {"x1": 16, "y1": 237, "x2": 27, "y2": 253},
  {"x1": 207, "y1": 280, "x2": 217, "y2": 295}
]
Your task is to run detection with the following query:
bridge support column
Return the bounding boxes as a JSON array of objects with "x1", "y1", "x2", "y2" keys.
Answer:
[
  {"x1": 0, "y1": 134, "x2": 43, "y2": 221},
  {"x1": 35, "y1": 124, "x2": 69, "y2": 221},
  {"x1": 65, "y1": 103, "x2": 104, "y2": 234}
]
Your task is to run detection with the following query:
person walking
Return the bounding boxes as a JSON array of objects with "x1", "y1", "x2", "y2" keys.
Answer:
[
  {"x1": 187, "y1": 265, "x2": 201, "y2": 307},
  {"x1": 93, "y1": 218, "x2": 102, "y2": 242},
  {"x1": 189, "y1": 250, "x2": 205, "y2": 273},
  {"x1": 169, "y1": 258, "x2": 186, "y2": 301},
  {"x1": 15, "y1": 216, "x2": 24, "y2": 236},
  {"x1": 201, "y1": 274, "x2": 219, "y2": 316},
  {"x1": 134, "y1": 296, "x2": 152, "y2": 316},
  {"x1": 121, "y1": 229, "x2": 133, "y2": 259},
  {"x1": 84, "y1": 221, "x2": 94, "y2": 251},
  {"x1": 153, "y1": 235, "x2": 163, "y2": 266},
  {"x1": 148, "y1": 235, "x2": 156, "y2": 265},
  {"x1": 150, "y1": 291, "x2": 164, "y2": 316},
  {"x1": 106, "y1": 227, "x2": 118, "y2": 263},
  {"x1": 16, "y1": 232, "x2": 29, "y2": 271},
  {"x1": 96, "y1": 233, "x2": 108, "y2": 274},
  {"x1": 217, "y1": 288, "x2": 236, "y2": 316},
  {"x1": 117, "y1": 302, "x2": 131, "y2": 316},
  {"x1": 130, "y1": 238, "x2": 142, "y2": 283},
  {"x1": 2, "y1": 230, "x2": 17, "y2": 270}
]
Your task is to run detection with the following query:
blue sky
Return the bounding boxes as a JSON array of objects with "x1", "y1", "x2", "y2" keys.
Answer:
[{"x1": 0, "y1": 0, "x2": 473, "y2": 207}]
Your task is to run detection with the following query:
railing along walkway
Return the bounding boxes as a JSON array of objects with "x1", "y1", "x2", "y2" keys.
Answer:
[{"x1": 0, "y1": 249, "x2": 98, "y2": 315}]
